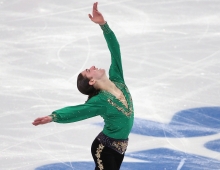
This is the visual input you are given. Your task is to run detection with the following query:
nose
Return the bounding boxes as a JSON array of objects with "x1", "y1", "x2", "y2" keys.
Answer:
[{"x1": 90, "y1": 66, "x2": 96, "y2": 70}]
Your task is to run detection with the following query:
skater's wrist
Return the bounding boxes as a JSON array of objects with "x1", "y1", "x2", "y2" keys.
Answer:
[
  {"x1": 48, "y1": 114, "x2": 56, "y2": 122},
  {"x1": 99, "y1": 21, "x2": 106, "y2": 25},
  {"x1": 100, "y1": 22, "x2": 111, "y2": 34}
]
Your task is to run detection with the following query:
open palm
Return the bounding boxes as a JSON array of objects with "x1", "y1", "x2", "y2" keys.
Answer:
[{"x1": 88, "y1": 2, "x2": 105, "y2": 25}]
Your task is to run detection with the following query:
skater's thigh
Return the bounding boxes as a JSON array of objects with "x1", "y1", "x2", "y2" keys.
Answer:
[
  {"x1": 101, "y1": 146, "x2": 124, "y2": 170},
  {"x1": 91, "y1": 139, "x2": 124, "y2": 170}
]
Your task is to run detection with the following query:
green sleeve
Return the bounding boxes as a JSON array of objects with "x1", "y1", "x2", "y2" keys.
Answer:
[
  {"x1": 50, "y1": 97, "x2": 106, "y2": 123},
  {"x1": 100, "y1": 22, "x2": 124, "y2": 83}
]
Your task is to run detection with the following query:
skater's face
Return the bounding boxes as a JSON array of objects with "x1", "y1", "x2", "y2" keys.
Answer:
[{"x1": 81, "y1": 66, "x2": 105, "y2": 82}]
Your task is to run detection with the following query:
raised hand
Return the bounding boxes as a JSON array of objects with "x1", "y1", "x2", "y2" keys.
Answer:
[
  {"x1": 88, "y1": 2, "x2": 106, "y2": 25},
  {"x1": 32, "y1": 116, "x2": 52, "y2": 126}
]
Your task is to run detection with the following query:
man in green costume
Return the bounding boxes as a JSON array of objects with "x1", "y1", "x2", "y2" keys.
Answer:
[{"x1": 33, "y1": 2, "x2": 134, "y2": 170}]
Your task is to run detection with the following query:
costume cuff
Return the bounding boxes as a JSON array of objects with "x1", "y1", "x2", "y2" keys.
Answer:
[
  {"x1": 100, "y1": 22, "x2": 112, "y2": 34},
  {"x1": 49, "y1": 113, "x2": 59, "y2": 122}
]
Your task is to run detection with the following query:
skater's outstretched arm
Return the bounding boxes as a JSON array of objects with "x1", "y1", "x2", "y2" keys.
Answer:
[{"x1": 32, "y1": 96, "x2": 106, "y2": 126}]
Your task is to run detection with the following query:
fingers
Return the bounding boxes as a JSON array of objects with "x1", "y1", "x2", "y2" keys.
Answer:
[
  {"x1": 32, "y1": 118, "x2": 42, "y2": 125},
  {"x1": 88, "y1": 14, "x2": 92, "y2": 20},
  {"x1": 32, "y1": 121, "x2": 40, "y2": 126},
  {"x1": 93, "y1": 2, "x2": 98, "y2": 11},
  {"x1": 89, "y1": 2, "x2": 98, "y2": 20},
  {"x1": 32, "y1": 116, "x2": 50, "y2": 126},
  {"x1": 33, "y1": 117, "x2": 42, "y2": 122},
  {"x1": 32, "y1": 118, "x2": 42, "y2": 126}
]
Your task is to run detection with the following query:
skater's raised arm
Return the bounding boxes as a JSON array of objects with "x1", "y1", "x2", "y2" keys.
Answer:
[
  {"x1": 100, "y1": 24, "x2": 124, "y2": 83},
  {"x1": 89, "y1": 2, "x2": 124, "y2": 83}
]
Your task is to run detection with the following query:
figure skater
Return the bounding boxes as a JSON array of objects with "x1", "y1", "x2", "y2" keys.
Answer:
[{"x1": 32, "y1": 2, "x2": 134, "y2": 170}]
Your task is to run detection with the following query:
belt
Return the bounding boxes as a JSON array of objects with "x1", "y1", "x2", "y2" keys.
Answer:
[{"x1": 96, "y1": 132, "x2": 128, "y2": 154}]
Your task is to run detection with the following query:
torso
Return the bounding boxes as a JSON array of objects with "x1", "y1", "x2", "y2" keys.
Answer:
[
  {"x1": 100, "y1": 81, "x2": 133, "y2": 118},
  {"x1": 107, "y1": 86, "x2": 128, "y2": 109}
]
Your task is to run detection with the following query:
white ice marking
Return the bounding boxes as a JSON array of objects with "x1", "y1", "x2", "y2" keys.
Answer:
[
  {"x1": 197, "y1": 16, "x2": 210, "y2": 43},
  {"x1": 37, "y1": 141, "x2": 75, "y2": 170},
  {"x1": 66, "y1": 37, "x2": 91, "y2": 82},
  {"x1": 177, "y1": 158, "x2": 186, "y2": 170}
]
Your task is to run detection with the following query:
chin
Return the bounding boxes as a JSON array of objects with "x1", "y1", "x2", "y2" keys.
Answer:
[
  {"x1": 99, "y1": 68, "x2": 105, "y2": 73},
  {"x1": 101, "y1": 69, "x2": 106, "y2": 76}
]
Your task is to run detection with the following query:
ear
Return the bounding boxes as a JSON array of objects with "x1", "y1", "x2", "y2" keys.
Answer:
[{"x1": 89, "y1": 78, "x2": 96, "y2": 86}]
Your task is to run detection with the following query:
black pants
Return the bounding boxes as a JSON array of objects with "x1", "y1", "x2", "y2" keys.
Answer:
[{"x1": 91, "y1": 138, "x2": 125, "y2": 170}]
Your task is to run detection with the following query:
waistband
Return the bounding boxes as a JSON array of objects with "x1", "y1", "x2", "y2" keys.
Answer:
[{"x1": 96, "y1": 132, "x2": 128, "y2": 154}]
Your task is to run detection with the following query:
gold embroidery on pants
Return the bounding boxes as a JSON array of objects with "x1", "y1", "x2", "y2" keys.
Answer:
[
  {"x1": 95, "y1": 144, "x2": 105, "y2": 170},
  {"x1": 112, "y1": 141, "x2": 128, "y2": 154}
]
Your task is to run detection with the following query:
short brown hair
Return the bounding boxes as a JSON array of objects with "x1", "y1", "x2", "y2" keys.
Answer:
[{"x1": 77, "y1": 73, "x2": 100, "y2": 101}]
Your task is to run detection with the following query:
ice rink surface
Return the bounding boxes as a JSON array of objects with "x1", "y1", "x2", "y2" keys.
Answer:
[{"x1": 1, "y1": 0, "x2": 220, "y2": 169}]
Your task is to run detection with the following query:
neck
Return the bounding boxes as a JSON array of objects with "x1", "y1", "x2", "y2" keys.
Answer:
[
  {"x1": 100, "y1": 79, "x2": 122, "y2": 98},
  {"x1": 94, "y1": 76, "x2": 117, "y2": 93}
]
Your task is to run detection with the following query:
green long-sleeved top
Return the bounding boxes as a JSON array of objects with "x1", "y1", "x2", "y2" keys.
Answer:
[{"x1": 50, "y1": 23, "x2": 134, "y2": 140}]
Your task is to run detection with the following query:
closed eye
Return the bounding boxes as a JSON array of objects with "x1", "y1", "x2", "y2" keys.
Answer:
[{"x1": 86, "y1": 69, "x2": 90, "y2": 72}]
